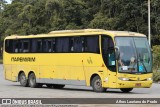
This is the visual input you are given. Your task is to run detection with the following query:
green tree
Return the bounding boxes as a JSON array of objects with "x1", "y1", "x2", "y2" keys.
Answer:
[
  {"x1": 0, "y1": 0, "x2": 160, "y2": 46},
  {"x1": 152, "y1": 45, "x2": 160, "y2": 70}
]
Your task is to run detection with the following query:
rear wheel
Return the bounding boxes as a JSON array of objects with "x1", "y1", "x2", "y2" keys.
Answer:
[
  {"x1": 28, "y1": 73, "x2": 40, "y2": 88},
  {"x1": 53, "y1": 84, "x2": 65, "y2": 89},
  {"x1": 19, "y1": 72, "x2": 28, "y2": 87},
  {"x1": 91, "y1": 76, "x2": 106, "y2": 92},
  {"x1": 120, "y1": 88, "x2": 133, "y2": 93}
]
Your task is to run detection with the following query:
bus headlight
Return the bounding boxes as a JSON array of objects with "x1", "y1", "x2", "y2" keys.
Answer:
[
  {"x1": 118, "y1": 77, "x2": 129, "y2": 81},
  {"x1": 147, "y1": 78, "x2": 152, "y2": 81}
]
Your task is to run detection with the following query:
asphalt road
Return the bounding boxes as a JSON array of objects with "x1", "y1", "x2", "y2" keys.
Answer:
[{"x1": 0, "y1": 64, "x2": 160, "y2": 98}]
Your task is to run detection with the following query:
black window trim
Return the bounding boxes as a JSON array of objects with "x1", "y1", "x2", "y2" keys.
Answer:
[{"x1": 4, "y1": 35, "x2": 101, "y2": 54}]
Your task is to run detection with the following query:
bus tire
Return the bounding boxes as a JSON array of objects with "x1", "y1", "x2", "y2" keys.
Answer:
[
  {"x1": 91, "y1": 76, "x2": 106, "y2": 92},
  {"x1": 120, "y1": 88, "x2": 133, "y2": 93},
  {"x1": 28, "y1": 73, "x2": 39, "y2": 88},
  {"x1": 53, "y1": 84, "x2": 65, "y2": 89},
  {"x1": 19, "y1": 72, "x2": 28, "y2": 87}
]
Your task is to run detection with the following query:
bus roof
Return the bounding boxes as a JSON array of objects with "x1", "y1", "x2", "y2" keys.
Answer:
[{"x1": 5, "y1": 29, "x2": 146, "y2": 39}]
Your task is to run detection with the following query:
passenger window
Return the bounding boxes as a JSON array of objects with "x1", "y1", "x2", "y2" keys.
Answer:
[
  {"x1": 31, "y1": 39, "x2": 42, "y2": 52},
  {"x1": 18, "y1": 41, "x2": 23, "y2": 53},
  {"x1": 48, "y1": 40, "x2": 52, "y2": 52},
  {"x1": 84, "y1": 36, "x2": 99, "y2": 53},
  {"x1": 43, "y1": 39, "x2": 52, "y2": 52},
  {"x1": 23, "y1": 41, "x2": 30, "y2": 53},
  {"x1": 5, "y1": 40, "x2": 13, "y2": 53},
  {"x1": 37, "y1": 40, "x2": 42, "y2": 52},
  {"x1": 5, "y1": 39, "x2": 30, "y2": 53},
  {"x1": 72, "y1": 37, "x2": 83, "y2": 52},
  {"x1": 52, "y1": 38, "x2": 56, "y2": 52},
  {"x1": 43, "y1": 40, "x2": 47, "y2": 52},
  {"x1": 13, "y1": 40, "x2": 19, "y2": 53},
  {"x1": 56, "y1": 37, "x2": 69, "y2": 52},
  {"x1": 31, "y1": 40, "x2": 37, "y2": 52}
]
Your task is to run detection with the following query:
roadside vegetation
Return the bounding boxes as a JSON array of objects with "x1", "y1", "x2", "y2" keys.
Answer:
[
  {"x1": 152, "y1": 45, "x2": 160, "y2": 82},
  {"x1": 153, "y1": 71, "x2": 160, "y2": 82}
]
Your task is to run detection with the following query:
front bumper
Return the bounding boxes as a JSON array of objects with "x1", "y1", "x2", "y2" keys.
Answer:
[{"x1": 116, "y1": 80, "x2": 152, "y2": 88}]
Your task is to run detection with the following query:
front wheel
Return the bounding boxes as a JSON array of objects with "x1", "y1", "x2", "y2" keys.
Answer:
[
  {"x1": 91, "y1": 76, "x2": 106, "y2": 92},
  {"x1": 120, "y1": 88, "x2": 133, "y2": 93}
]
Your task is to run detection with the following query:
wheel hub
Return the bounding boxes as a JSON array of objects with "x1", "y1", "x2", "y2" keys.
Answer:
[{"x1": 94, "y1": 79, "x2": 102, "y2": 90}]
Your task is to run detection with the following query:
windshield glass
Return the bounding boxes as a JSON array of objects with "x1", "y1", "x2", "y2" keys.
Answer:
[{"x1": 115, "y1": 37, "x2": 152, "y2": 73}]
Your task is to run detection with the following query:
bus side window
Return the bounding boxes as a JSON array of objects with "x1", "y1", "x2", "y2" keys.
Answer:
[
  {"x1": 70, "y1": 37, "x2": 74, "y2": 52},
  {"x1": 31, "y1": 40, "x2": 37, "y2": 52},
  {"x1": 13, "y1": 40, "x2": 19, "y2": 53},
  {"x1": 5, "y1": 40, "x2": 13, "y2": 53},
  {"x1": 72, "y1": 37, "x2": 83, "y2": 52},
  {"x1": 43, "y1": 39, "x2": 52, "y2": 52},
  {"x1": 56, "y1": 37, "x2": 69, "y2": 52},
  {"x1": 43, "y1": 39, "x2": 47, "y2": 52},
  {"x1": 48, "y1": 40, "x2": 52, "y2": 52},
  {"x1": 84, "y1": 36, "x2": 99, "y2": 53},
  {"x1": 23, "y1": 40, "x2": 30, "y2": 53},
  {"x1": 52, "y1": 38, "x2": 56, "y2": 52},
  {"x1": 18, "y1": 41, "x2": 23, "y2": 53},
  {"x1": 37, "y1": 40, "x2": 42, "y2": 52},
  {"x1": 31, "y1": 39, "x2": 42, "y2": 53}
]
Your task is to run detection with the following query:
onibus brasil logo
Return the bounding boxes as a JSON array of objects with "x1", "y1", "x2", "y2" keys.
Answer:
[{"x1": 1, "y1": 99, "x2": 42, "y2": 105}]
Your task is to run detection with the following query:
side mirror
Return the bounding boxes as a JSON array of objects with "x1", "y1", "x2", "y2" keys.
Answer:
[{"x1": 115, "y1": 46, "x2": 120, "y2": 60}]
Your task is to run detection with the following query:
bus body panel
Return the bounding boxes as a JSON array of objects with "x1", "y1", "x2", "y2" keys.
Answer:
[{"x1": 4, "y1": 52, "x2": 111, "y2": 87}]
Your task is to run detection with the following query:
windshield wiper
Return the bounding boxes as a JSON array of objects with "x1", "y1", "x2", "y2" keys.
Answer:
[{"x1": 138, "y1": 54, "x2": 147, "y2": 72}]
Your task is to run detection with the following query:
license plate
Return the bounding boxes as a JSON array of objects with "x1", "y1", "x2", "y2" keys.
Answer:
[{"x1": 135, "y1": 83, "x2": 141, "y2": 87}]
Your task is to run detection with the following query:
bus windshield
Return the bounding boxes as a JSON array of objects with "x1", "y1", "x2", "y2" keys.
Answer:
[{"x1": 115, "y1": 37, "x2": 152, "y2": 74}]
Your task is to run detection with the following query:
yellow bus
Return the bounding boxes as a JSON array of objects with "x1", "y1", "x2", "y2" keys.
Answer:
[{"x1": 3, "y1": 29, "x2": 152, "y2": 93}]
